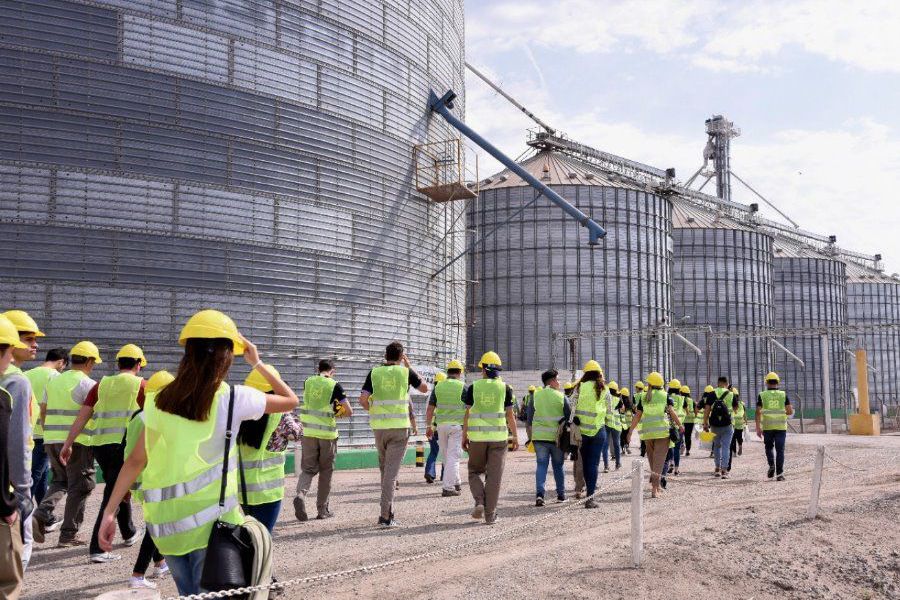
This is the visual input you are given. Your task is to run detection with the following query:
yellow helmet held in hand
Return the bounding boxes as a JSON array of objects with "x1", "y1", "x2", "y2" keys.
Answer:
[
  {"x1": 434, "y1": 372, "x2": 447, "y2": 383},
  {"x1": 478, "y1": 351, "x2": 502, "y2": 368},
  {"x1": 667, "y1": 378, "x2": 682, "y2": 390},
  {"x1": 646, "y1": 372, "x2": 665, "y2": 388},
  {"x1": 607, "y1": 381, "x2": 619, "y2": 392},
  {"x1": 446, "y1": 359, "x2": 464, "y2": 371},
  {"x1": 731, "y1": 386, "x2": 740, "y2": 396},
  {"x1": 634, "y1": 381, "x2": 646, "y2": 391},
  {"x1": 564, "y1": 381, "x2": 576, "y2": 391},
  {"x1": 704, "y1": 385, "x2": 714, "y2": 394},
  {"x1": 116, "y1": 343, "x2": 147, "y2": 367},
  {"x1": 620, "y1": 387, "x2": 631, "y2": 397},
  {"x1": 179, "y1": 309, "x2": 245, "y2": 356},
  {"x1": 244, "y1": 365, "x2": 281, "y2": 393},
  {"x1": 680, "y1": 385, "x2": 690, "y2": 395},
  {"x1": 528, "y1": 385, "x2": 536, "y2": 393},
  {"x1": 583, "y1": 360, "x2": 603, "y2": 374},
  {"x1": 0, "y1": 315, "x2": 28, "y2": 349},
  {"x1": 70, "y1": 341, "x2": 102, "y2": 364},
  {"x1": 1, "y1": 310, "x2": 45, "y2": 336},
  {"x1": 765, "y1": 371, "x2": 780, "y2": 383},
  {"x1": 146, "y1": 370, "x2": 175, "y2": 393}
]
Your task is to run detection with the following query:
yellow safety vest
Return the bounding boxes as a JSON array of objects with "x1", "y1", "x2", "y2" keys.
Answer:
[
  {"x1": 301, "y1": 375, "x2": 338, "y2": 440},
  {"x1": 575, "y1": 382, "x2": 606, "y2": 437},
  {"x1": 759, "y1": 390, "x2": 788, "y2": 431},
  {"x1": 25, "y1": 366, "x2": 56, "y2": 439},
  {"x1": 239, "y1": 412, "x2": 285, "y2": 506},
  {"x1": 467, "y1": 378, "x2": 507, "y2": 442},
  {"x1": 531, "y1": 387, "x2": 564, "y2": 442},
  {"x1": 433, "y1": 379, "x2": 466, "y2": 426},
  {"x1": 639, "y1": 389, "x2": 670, "y2": 441},
  {"x1": 369, "y1": 365, "x2": 411, "y2": 430},
  {"x1": 43, "y1": 370, "x2": 93, "y2": 445},
  {"x1": 92, "y1": 373, "x2": 142, "y2": 446}
]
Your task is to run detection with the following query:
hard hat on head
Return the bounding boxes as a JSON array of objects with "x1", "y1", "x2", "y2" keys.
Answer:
[
  {"x1": 179, "y1": 309, "x2": 245, "y2": 356},
  {"x1": 146, "y1": 370, "x2": 175, "y2": 393},
  {"x1": 116, "y1": 343, "x2": 147, "y2": 366},
  {"x1": 607, "y1": 381, "x2": 619, "y2": 392},
  {"x1": 528, "y1": 385, "x2": 536, "y2": 392},
  {"x1": 478, "y1": 351, "x2": 502, "y2": 368},
  {"x1": 0, "y1": 316, "x2": 28, "y2": 349},
  {"x1": 564, "y1": 381, "x2": 575, "y2": 390},
  {"x1": 704, "y1": 385, "x2": 714, "y2": 393},
  {"x1": 634, "y1": 381, "x2": 645, "y2": 391},
  {"x1": 434, "y1": 372, "x2": 447, "y2": 383},
  {"x1": 680, "y1": 385, "x2": 690, "y2": 395},
  {"x1": 70, "y1": 341, "x2": 102, "y2": 364},
  {"x1": 646, "y1": 372, "x2": 665, "y2": 388},
  {"x1": 1, "y1": 310, "x2": 45, "y2": 337},
  {"x1": 765, "y1": 371, "x2": 780, "y2": 383},
  {"x1": 446, "y1": 359, "x2": 464, "y2": 371},
  {"x1": 620, "y1": 387, "x2": 630, "y2": 397},
  {"x1": 667, "y1": 378, "x2": 682, "y2": 390},
  {"x1": 244, "y1": 365, "x2": 281, "y2": 393},
  {"x1": 583, "y1": 360, "x2": 603, "y2": 374}
]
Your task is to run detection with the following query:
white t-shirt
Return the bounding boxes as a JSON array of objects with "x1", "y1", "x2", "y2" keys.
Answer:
[
  {"x1": 198, "y1": 384, "x2": 267, "y2": 463},
  {"x1": 40, "y1": 374, "x2": 96, "y2": 406}
]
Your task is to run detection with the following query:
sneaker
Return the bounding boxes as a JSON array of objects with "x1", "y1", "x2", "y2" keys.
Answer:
[
  {"x1": 615, "y1": 463, "x2": 621, "y2": 470},
  {"x1": 149, "y1": 564, "x2": 169, "y2": 579},
  {"x1": 720, "y1": 472, "x2": 729, "y2": 480},
  {"x1": 293, "y1": 496, "x2": 308, "y2": 522},
  {"x1": 574, "y1": 491, "x2": 584, "y2": 500},
  {"x1": 709, "y1": 452, "x2": 714, "y2": 458},
  {"x1": 714, "y1": 470, "x2": 721, "y2": 478},
  {"x1": 603, "y1": 467, "x2": 609, "y2": 473},
  {"x1": 484, "y1": 513, "x2": 498, "y2": 525},
  {"x1": 738, "y1": 446, "x2": 743, "y2": 456},
  {"x1": 424, "y1": 474, "x2": 435, "y2": 484},
  {"x1": 535, "y1": 496, "x2": 545, "y2": 507},
  {"x1": 660, "y1": 477, "x2": 667, "y2": 489},
  {"x1": 776, "y1": 474, "x2": 785, "y2": 481},
  {"x1": 123, "y1": 529, "x2": 142, "y2": 547},
  {"x1": 316, "y1": 509, "x2": 335, "y2": 519},
  {"x1": 394, "y1": 480, "x2": 400, "y2": 490},
  {"x1": 584, "y1": 498, "x2": 599, "y2": 509},
  {"x1": 129, "y1": 577, "x2": 157, "y2": 589},
  {"x1": 471, "y1": 505, "x2": 485, "y2": 520},
  {"x1": 668, "y1": 464, "x2": 674, "y2": 474},
  {"x1": 673, "y1": 468, "x2": 680, "y2": 476},
  {"x1": 377, "y1": 516, "x2": 398, "y2": 528},
  {"x1": 454, "y1": 484, "x2": 461, "y2": 492},
  {"x1": 556, "y1": 495, "x2": 566, "y2": 503},
  {"x1": 685, "y1": 451, "x2": 691, "y2": 456},
  {"x1": 44, "y1": 515, "x2": 62, "y2": 533},
  {"x1": 90, "y1": 552, "x2": 122, "y2": 563},
  {"x1": 57, "y1": 537, "x2": 86, "y2": 548},
  {"x1": 31, "y1": 516, "x2": 46, "y2": 544},
  {"x1": 767, "y1": 466, "x2": 776, "y2": 479},
  {"x1": 441, "y1": 489, "x2": 461, "y2": 497}
]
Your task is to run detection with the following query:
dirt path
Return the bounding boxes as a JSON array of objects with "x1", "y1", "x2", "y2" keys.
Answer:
[{"x1": 25, "y1": 432, "x2": 900, "y2": 599}]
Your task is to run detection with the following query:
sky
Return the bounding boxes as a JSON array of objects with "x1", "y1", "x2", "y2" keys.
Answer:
[{"x1": 463, "y1": 0, "x2": 900, "y2": 273}]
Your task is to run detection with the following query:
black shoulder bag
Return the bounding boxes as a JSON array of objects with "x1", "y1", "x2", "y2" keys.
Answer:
[{"x1": 200, "y1": 387, "x2": 254, "y2": 595}]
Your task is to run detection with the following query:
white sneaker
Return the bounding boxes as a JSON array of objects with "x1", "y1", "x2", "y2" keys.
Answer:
[
  {"x1": 123, "y1": 529, "x2": 142, "y2": 547},
  {"x1": 90, "y1": 552, "x2": 122, "y2": 563},
  {"x1": 129, "y1": 577, "x2": 157, "y2": 589},
  {"x1": 149, "y1": 564, "x2": 170, "y2": 579},
  {"x1": 44, "y1": 519, "x2": 62, "y2": 533}
]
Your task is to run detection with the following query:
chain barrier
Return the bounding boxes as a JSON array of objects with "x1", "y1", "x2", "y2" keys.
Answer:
[{"x1": 824, "y1": 451, "x2": 900, "y2": 474}]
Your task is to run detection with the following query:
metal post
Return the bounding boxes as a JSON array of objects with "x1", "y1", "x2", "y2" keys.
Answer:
[
  {"x1": 705, "y1": 328, "x2": 712, "y2": 387},
  {"x1": 631, "y1": 459, "x2": 643, "y2": 567},
  {"x1": 798, "y1": 395, "x2": 804, "y2": 434},
  {"x1": 821, "y1": 334, "x2": 832, "y2": 434},
  {"x1": 807, "y1": 445, "x2": 826, "y2": 519}
]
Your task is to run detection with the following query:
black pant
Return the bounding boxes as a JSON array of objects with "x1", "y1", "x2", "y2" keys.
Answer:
[
  {"x1": 133, "y1": 530, "x2": 163, "y2": 575},
  {"x1": 89, "y1": 443, "x2": 137, "y2": 555},
  {"x1": 640, "y1": 440, "x2": 646, "y2": 457},
  {"x1": 728, "y1": 429, "x2": 744, "y2": 471},
  {"x1": 683, "y1": 423, "x2": 694, "y2": 453}
]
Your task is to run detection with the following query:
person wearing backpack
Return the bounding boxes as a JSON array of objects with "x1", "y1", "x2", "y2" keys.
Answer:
[
  {"x1": 755, "y1": 372, "x2": 793, "y2": 481},
  {"x1": 526, "y1": 369, "x2": 569, "y2": 506},
  {"x1": 702, "y1": 376, "x2": 734, "y2": 479}
]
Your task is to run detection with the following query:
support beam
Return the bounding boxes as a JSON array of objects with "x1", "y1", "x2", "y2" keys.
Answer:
[
  {"x1": 821, "y1": 334, "x2": 832, "y2": 434},
  {"x1": 849, "y1": 348, "x2": 881, "y2": 435},
  {"x1": 770, "y1": 337, "x2": 805, "y2": 368}
]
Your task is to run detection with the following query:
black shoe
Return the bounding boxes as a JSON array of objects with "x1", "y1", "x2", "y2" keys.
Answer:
[
  {"x1": 767, "y1": 466, "x2": 775, "y2": 479},
  {"x1": 776, "y1": 474, "x2": 785, "y2": 481},
  {"x1": 660, "y1": 477, "x2": 667, "y2": 489},
  {"x1": 668, "y1": 464, "x2": 674, "y2": 474},
  {"x1": 557, "y1": 495, "x2": 566, "y2": 502},
  {"x1": 424, "y1": 474, "x2": 434, "y2": 484},
  {"x1": 454, "y1": 484, "x2": 461, "y2": 492},
  {"x1": 535, "y1": 496, "x2": 545, "y2": 507},
  {"x1": 738, "y1": 446, "x2": 743, "y2": 456},
  {"x1": 685, "y1": 451, "x2": 690, "y2": 456},
  {"x1": 293, "y1": 496, "x2": 308, "y2": 522},
  {"x1": 442, "y1": 489, "x2": 461, "y2": 497},
  {"x1": 316, "y1": 509, "x2": 335, "y2": 519}
]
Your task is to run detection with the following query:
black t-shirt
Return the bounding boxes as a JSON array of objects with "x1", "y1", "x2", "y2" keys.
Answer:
[
  {"x1": 756, "y1": 391, "x2": 791, "y2": 407},
  {"x1": 462, "y1": 381, "x2": 514, "y2": 408},
  {"x1": 331, "y1": 382, "x2": 347, "y2": 402},
  {"x1": 361, "y1": 366, "x2": 423, "y2": 394}
]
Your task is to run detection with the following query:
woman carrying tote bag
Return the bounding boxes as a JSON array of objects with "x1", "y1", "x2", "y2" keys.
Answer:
[{"x1": 98, "y1": 309, "x2": 298, "y2": 595}]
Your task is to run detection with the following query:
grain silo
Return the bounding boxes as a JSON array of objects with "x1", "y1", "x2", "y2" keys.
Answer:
[
  {"x1": 467, "y1": 150, "x2": 673, "y2": 390},
  {"x1": 670, "y1": 197, "x2": 775, "y2": 397},
  {"x1": 770, "y1": 236, "x2": 850, "y2": 417},
  {"x1": 0, "y1": 0, "x2": 466, "y2": 444}
]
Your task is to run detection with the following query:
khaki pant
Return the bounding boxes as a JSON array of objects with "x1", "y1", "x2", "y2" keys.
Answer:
[
  {"x1": 467, "y1": 440, "x2": 507, "y2": 518},
  {"x1": 35, "y1": 443, "x2": 96, "y2": 541},
  {"x1": 295, "y1": 436, "x2": 338, "y2": 514},
  {"x1": 0, "y1": 520, "x2": 23, "y2": 600},
  {"x1": 374, "y1": 428, "x2": 409, "y2": 520},
  {"x1": 644, "y1": 438, "x2": 669, "y2": 489}
]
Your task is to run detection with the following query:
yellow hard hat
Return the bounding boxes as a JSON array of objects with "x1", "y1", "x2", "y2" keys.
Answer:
[
  {"x1": 146, "y1": 370, "x2": 175, "y2": 393},
  {"x1": 704, "y1": 385, "x2": 714, "y2": 393},
  {"x1": 446, "y1": 359, "x2": 464, "y2": 371},
  {"x1": 667, "y1": 378, "x2": 682, "y2": 390},
  {"x1": 620, "y1": 387, "x2": 631, "y2": 397},
  {"x1": 244, "y1": 365, "x2": 281, "y2": 393},
  {"x1": 70, "y1": 340, "x2": 102, "y2": 364},
  {"x1": 1, "y1": 310, "x2": 44, "y2": 336},
  {"x1": 680, "y1": 385, "x2": 690, "y2": 395},
  {"x1": 478, "y1": 351, "x2": 502, "y2": 368},
  {"x1": 564, "y1": 381, "x2": 576, "y2": 390},
  {"x1": 179, "y1": 309, "x2": 245, "y2": 356},
  {"x1": 116, "y1": 343, "x2": 147, "y2": 366},
  {"x1": 731, "y1": 386, "x2": 740, "y2": 396},
  {"x1": 646, "y1": 372, "x2": 665, "y2": 388},
  {"x1": 528, "y1": 385, "x2": 536, "y2": 392},
  {"x1": 765, "y1": 371, "x2": 780, "y2": 383},
  {"x1": 435, "y1": 372, "x2": 447, "y2": 383},
  {"x1": 634, "y1": 381, "x2": 646, "y2": 391},
  {"x1": 607, "y1": 381, "x2": 619, "y2": 392},
  {"x1": 0, "y1": 316, "x2": 28, "y2": 349},
  {"x1": 583, "y1": 359, "x2": 603, "y2": 374}
]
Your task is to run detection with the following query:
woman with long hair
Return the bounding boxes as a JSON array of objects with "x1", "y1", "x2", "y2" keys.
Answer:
[
  {"x1": 97, "y1": 310, "x2": 298, "y2": 595},
  {"x1": 572, "y1": 360, "x2": 607, "y2": 509}
]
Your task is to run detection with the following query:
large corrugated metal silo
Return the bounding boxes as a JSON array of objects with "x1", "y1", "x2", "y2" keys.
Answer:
[
  {"x1": 467, "y1": 150, "x2": 673, "y2": 390},
  {"x1": 0, "y1": 0, "x2": 466, "y2": 444},
  {"x1": 771, "y1": 237, "x2": 850, "y2": 416},
  {"x1": 670, "y1": 199, "x2": 775, "y2": 397}
]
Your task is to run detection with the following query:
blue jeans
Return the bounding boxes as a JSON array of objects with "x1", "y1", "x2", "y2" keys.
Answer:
[
  {"x1": 601, "y1": 425, "x2": 621, "y2": 469},
  {"x1": 671, "y1": 431, "x2": 683, "y2": 468},
  {"x1": 533, "y1": 441, "x2": 565, "y2": 498},
  {"x1": 711, "y1": 425, "x2": 734, "y2": 470},
  {"x1": 425, "y1": 435, "x2": 440, "y2": 480},
  {"x1": 165, "y1": 548, "x2": 207, "y2": 596},
  {"x1": 763, "y1": 429, "x2": 787, "y2": 474},
  {"x1": 580, "y1": 428, "x2": 605, "y2": 496},
  {"x1": 243, "y1": 499, "x2": 282, "y2": 533},
  {"x1": 31, "y1": 438, "x2": 49, "y2": 503}
]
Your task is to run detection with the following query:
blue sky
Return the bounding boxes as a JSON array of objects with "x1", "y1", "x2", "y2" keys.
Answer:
[{"x1": 464, "y1": 0, "x2": 900, "y2": 272}]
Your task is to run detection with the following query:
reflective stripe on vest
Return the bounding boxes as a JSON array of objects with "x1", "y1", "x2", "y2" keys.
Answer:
[
  {"x1": 759, "y1": 390, "x2": 787, "y2": 431},
  {"x1": 532, "y1": 387, "x2": 564, "y2": 442},
  {"x1": 605, "y1": 392, "x2": 622, "y2": 430},
  {"x1": 434, "y1": 379, "x2": 466, "y2": 426},
  {"x1": 575, "y1": 383, "x2": 606, "y2": 437},
  {"x1": 239, "y1": 412, "x2": 286, "y2": 506},
  {"x1": 43, "y1": 370, "x2": 92, "y2": 445},
  {"x1": 683, "y1": 397, "x2": 696, "y2": 423},
  {"x1": 639, "y1": 389, "x2": 670, "y2": 441},
  {"x1": 730, "y1": 403, "x2": 746, "y2": 429},
  {"x1": 669, "y1": 393, "x2": 685, "y2": 422},
  {"x1": 467, "y1": 378, "x2": 507, "y2": 442},
  {"x1": 26, "y1": 366, "x2": 56, "y2": 440},
  {"x1": 124, "y1": 409, "x2": 145, "y2": 503},
  {"x1": 369, "y1": 365, "x2": 411, "y2": 430},
  {"x1": 92, "y1": 373, "x2": 142, "y2": 446},
  {"x1": 301, "y1": 375, "x2": 339, "y2": 440}
]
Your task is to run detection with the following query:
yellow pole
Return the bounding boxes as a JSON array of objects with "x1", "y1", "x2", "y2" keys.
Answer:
[{"x1": 856, "y1": 348, "x2": 870, "y2": 415}]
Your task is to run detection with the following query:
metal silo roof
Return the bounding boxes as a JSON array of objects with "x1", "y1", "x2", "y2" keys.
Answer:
[{"x1": 479, "y1": 150, "x2": 644, "y2": 190}]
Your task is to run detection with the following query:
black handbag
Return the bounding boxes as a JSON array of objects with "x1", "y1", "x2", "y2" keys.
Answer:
[{"x1": 200, "y1": 387, "x2": 254, "y2": 595}]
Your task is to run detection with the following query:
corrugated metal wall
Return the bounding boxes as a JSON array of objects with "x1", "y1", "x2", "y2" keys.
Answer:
[
  {"x1": 848, "y1": 281, "x2": 900, "y2": 413},
  {"x1": 467, "y1": 184, "x2": 673, "y2": 386},
  {"x1": 773, "y1": 257, "x2": 850, "y2": 414},
  {"x1": 0, "y1": 0, "x2": 467, "y2": 445},
  {"x1": 672, "y1": 227, "x2": 775, "y2": 398}
]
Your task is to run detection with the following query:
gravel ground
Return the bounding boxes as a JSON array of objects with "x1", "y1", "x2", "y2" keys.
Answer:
[{"x1": 24, "y1": 431, "x2": 900, "y2": 600}]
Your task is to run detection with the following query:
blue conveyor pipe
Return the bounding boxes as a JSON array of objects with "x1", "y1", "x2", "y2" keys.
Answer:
[{"x1": 429, "y1": 90, "x2": 606, "y2": 244}]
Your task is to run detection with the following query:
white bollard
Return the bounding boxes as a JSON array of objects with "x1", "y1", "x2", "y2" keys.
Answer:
[
  {"x1": 631, "y1": 458, "x2": 643, "y2": 567},
  {"x1": 807, "y1": 445, "x2": 826, "y2": 519}
]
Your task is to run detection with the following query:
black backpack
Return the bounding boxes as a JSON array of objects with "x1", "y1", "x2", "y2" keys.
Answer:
[{"x1": 709, "y1": 390, "x2": 732, "y2": 427}]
